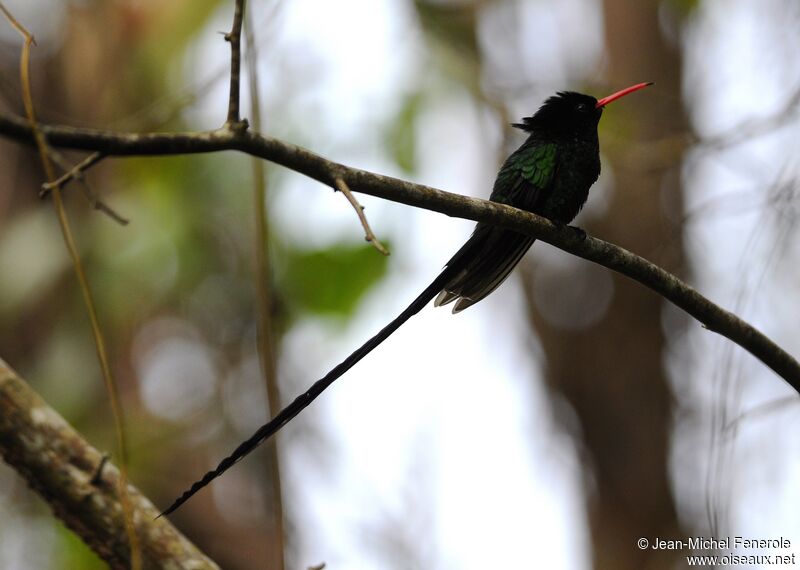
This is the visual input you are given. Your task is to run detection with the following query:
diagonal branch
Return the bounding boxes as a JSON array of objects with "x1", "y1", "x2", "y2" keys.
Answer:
[
  {"x1": 40, "y1": 151, "x2": 129, "y2": 225},
  {"x1": 0, "y1": 111, "x2": 798, "y2": 394},
  {"x1": 41, "y1": 151, "x2": 106, "y2": 195},
  {"x1": 0, "y1": 358, "x2": 219, "y2": 569},
  {"x1": 39, "y1": 152, "x2": 105, "y2": 194},
  {"x1": 335, "y1": 177, "x2": 390, "y2": 256}
]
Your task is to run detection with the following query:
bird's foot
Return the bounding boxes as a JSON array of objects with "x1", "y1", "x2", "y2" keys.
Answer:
[
  {"x1": 554, "y1": 220, "x2": 587, "y2": 241},
  {"x1": 568, "y1": 225, "x2": 587, "y2": 241},
  {"x1": 555, "y1": 222, "x2": 586, "y2": 241}
]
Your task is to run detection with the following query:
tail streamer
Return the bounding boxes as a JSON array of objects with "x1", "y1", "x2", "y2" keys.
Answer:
[{"x1": 160, "y1": 265, "x2": 458, "y2": 517}]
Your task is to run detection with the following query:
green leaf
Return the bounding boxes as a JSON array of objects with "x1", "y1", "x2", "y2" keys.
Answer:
[{"x1": 283, "y1": 242, "x2": 391, "y2": 318}]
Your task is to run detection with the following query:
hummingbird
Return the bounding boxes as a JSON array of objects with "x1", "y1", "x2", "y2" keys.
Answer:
[{"x1": 161, "y1": 82, "x2": 652, "y2": 517}]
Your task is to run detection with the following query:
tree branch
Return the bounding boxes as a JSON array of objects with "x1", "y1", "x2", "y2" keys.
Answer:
[
  {"x1": 334, "y1": 177, "x2": 390, "y2": 256},
  {"x1": 39, "y1": 151, "x2": 129, "y2": 224},
  {"x1": 40, "y1": 151, "x2": 105, "y2": 196},
  {"x1": 0, "y1": 358, "x2": 219, "y2": 570},
  {"x1": 224, "y1": 0, "x2": 246, "y2": 127},
  {"x1": 0, "y1": 111, "x2": 798, "y2": 394}
]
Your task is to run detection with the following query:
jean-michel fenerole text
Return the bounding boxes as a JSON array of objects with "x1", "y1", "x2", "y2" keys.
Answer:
[{"x1": 650, "y1": 537, "x2": 791, "y2": 550}]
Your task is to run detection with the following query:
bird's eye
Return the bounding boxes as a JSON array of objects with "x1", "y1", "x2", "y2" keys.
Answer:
[{"x1": 576, "y1": 103, "x2": 589, "y2": 112}]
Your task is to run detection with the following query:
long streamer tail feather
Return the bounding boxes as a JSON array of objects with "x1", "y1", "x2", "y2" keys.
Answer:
[{"x1": 159, "y1": 264, "x2": 459, "y2": 517}]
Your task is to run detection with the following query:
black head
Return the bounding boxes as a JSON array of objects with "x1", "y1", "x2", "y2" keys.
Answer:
[
  {"x1": 512, "y1": 83, "x2": 652, "y2": 136},
  {"x1": 513, "y1": 91, "x2": 601, "y2": 136}
]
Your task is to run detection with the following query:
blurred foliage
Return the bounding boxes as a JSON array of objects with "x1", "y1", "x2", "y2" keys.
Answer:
[
  {"x1": 666, "y1": 0, "x2": 700, "y2": 17},
  {"x1": 414, "y1": 0, "x2": 482, "y2": 93},
  {"x1": 283, "y1": 242, "x2": 391, "y2": 318},
  {"x1": 384, "y1": 92, "x2": 423, "y2": 174},
  {"x1": 414, "y1": 0, "x2": 479, "y2": 61}
]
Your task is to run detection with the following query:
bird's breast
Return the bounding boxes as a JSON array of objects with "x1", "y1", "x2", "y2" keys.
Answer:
[{"x1": 540, "y1": 142, "x2": 600, "y2": 224}]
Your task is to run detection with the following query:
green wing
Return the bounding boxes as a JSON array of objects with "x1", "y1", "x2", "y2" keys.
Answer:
[
  {"x1": 436, "y1": 141, "x2": 558, "y2": 313},
  {"x1": 489, "y1": 141, "x2": 558, "y2": 210}
]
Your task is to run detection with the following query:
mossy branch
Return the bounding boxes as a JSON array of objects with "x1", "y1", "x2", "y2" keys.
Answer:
[{"x1": 0, "y1": 359, "x2": 219, "y2": 569}]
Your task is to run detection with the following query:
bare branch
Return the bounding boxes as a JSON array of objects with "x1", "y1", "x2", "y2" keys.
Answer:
[
  {"x1": 0, "y1": 111, "x2": 798, "y2": 394},
  {"x1": 41, "y1": 151, "x2": 105, "y2": 195},
  {"x1": 40, "y1": 151, "x2": 129, "y2": 225},
  {"x1": 0, "y1": 358, "x2": 220, "y2": 569},
  {"x1": 225, "y1": 0, "x2": 246, "y2": 127},
  {"x1": 0, "y1": 2, "x2": 34, "y2": 42},
  {"x1": 335, "y1": 177, "x2": 390, "y2": 256}
]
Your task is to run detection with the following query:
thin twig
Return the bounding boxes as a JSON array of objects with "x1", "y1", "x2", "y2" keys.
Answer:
[
  {"x1": 0, "y1": 2, "x2": 32, "y2": 41},
  {"x1": 225, "y1": 0, "x2": 246, "y2": 127},
  {"x1": 244, "y1": 7, "x2": 286, "y2": 570},
  {"x1": 86, "y1": 197, "x2": 129, "y2": 225},
  {"x1": 335, "y1": 177, "x2": 390, "y2": 256},
  {"x1": 43, "y1": 151, "x2": 129, "y2": 225},
  {"x1": 41, "y1": 151, "x2": 105, "y2": 195},
  {"x1": 723, "y1": 396, "x2": 798, "y2": 435},
  {"x1": 0, "y1": 113, "x2": 798, "y2": 394}
]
